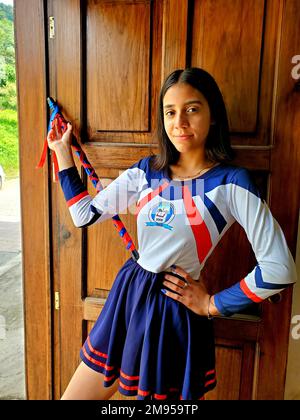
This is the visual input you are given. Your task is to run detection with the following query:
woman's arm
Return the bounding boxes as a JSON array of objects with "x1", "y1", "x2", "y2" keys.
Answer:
[
  {"x1": 47, "y1": 121, "x2": 146, "y2": 228},
  {"x1": 213, "y1": 168, "x2": 297, "y2": 316}
]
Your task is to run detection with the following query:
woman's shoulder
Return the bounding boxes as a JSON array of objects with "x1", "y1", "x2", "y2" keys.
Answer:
[
  {"x1": 129, "y1": 155, "x2": 154, "y2": 171},
  {"x1": 216, "y1": 163, "x2": 252, "y2": 181},
  {"x1": 130, "y1": 154, "x2": 163, "y2": 176},
  {"x1": 128, "y1": 155, "x2": 164, "y2": 186},
  {"x1": 220, "y1": 164, "x2": 261, "y2": 198}
]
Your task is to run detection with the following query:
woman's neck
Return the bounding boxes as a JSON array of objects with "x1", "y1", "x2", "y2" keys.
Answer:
[
  {"x1": 175, "y1": 150, "x2": 212, "y2": 173},
  {"x1": 169, "y1": 151, "x2": 218, "y2": 180}
]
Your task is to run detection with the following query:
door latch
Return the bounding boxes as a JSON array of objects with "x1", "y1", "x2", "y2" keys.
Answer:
[
  {"x1": 49, "y1": 17, "x2": 55, "y2": 39},
  {"x1": 54, "y1": 291, "x2": 60, "y2": 310}
]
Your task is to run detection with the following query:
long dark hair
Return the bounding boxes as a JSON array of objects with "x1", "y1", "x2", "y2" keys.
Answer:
[{"x1": 151, "y1": 67, "x2": 235, "y2": 171}]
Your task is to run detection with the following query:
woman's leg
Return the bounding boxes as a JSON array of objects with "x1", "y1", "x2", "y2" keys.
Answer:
[{"x1": 61, "y1": 361, "x2": 120, "y2": 400}]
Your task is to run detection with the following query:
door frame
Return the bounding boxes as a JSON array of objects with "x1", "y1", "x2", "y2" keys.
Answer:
[{"x1": 15, "y1": 0, "x2": 52, "y2": 400}]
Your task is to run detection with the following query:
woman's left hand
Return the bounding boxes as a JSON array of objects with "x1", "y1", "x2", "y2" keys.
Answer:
[{"x1": 162, "y1": 266, "x2": 219, "y2": 317}]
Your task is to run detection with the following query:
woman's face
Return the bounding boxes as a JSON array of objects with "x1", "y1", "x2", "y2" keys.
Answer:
[{"x1": 163, "y1": 83, "x2": 213, "y2": 155}]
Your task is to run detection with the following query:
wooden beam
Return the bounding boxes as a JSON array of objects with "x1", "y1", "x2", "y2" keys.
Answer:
[{"x1": 14, "y1": 0, "x2": 52, "y2": 400}]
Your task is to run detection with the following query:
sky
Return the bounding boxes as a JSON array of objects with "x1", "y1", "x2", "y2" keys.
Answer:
[{"x1": 0, "y1": 0, "x2": 13, "y2": 6}]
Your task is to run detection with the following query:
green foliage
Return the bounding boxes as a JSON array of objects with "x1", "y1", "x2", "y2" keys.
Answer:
[
  {"x1": 0, "y1": 17, "x2": 14, "y2": 63},
  {"x1": 0, "y1": 2, "x2": 15, "y2": 107},
  {"x1": 0, "y1": 3, "x2": 13, "y2": 22},
  {"x1": 0, "y1": 3, "x2": 18, "y2": 178},
  {"x1": 0, "y1": 80, "x2": 16, "y2": 109},
  {"x1": 0, "y1": 109, "x2": 18, "y2": 178}
]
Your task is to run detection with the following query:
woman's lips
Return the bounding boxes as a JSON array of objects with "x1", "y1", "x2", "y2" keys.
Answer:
[{"x1": 175, "y1": 135, "x2": 193, "y2": 140}]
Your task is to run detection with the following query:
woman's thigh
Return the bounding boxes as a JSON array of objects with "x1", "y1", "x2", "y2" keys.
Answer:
[{"x1": 61, "y1": 361, "x2": 120, "y2": 400}]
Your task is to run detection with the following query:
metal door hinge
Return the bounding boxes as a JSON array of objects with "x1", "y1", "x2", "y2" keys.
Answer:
[
  {"x1": 54, "y1": 291, "x2": 60, "y2": 310},
  {"x1": 49, "y1": 17, "x2": 55, "y2": 39}
]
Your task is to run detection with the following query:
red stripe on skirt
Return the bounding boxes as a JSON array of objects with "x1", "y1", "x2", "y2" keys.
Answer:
[
  {"x1": 154, "y1": 393, "x2": 167, "y2": 400},
  {"x1": 138, "y1": 389, "x2": 151, "y2": 397},
  {"x1": 205, "y1": 378, "x2": 216, "y2": 387},
  {"x1": 205, "y1": 369, "x2": 215, "y2": 376},
  {"x1": 87, "y1": 336, "x2": 108, "y2": 358},
  {"x1": 82, "y1": 346, "x2": 114, "y2": 371},
  {"x1": 120, "y1": 370, "x2": 139, "y2": 381},
  {"x1": 104, "y1": 373, "x2": 117, "y2": 382},
  {"x1": 119, "y1": 382, "x2": 138, "y2": 391}
]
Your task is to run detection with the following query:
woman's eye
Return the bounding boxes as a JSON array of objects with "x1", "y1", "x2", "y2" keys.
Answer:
[
  {"x1": 165, "y1": 107, "x2": 198, "y2": 117},
  {"x1": 165, "y1": 111, "x2": 174, "y2": 117}
]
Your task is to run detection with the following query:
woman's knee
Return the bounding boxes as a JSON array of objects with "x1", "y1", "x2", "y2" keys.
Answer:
[{"x1": 61, "y1": 361, "x2": 119, "y2": 400}]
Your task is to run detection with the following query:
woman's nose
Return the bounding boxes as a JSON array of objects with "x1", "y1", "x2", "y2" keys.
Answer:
[{"x1": 174, "y1": 113, "x2": 188, "y2": 128}]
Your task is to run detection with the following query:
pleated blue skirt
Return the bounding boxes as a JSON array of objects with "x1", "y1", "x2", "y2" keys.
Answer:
[{"x1": 80, "y1": 257, "x2": 216, "y2": 400}]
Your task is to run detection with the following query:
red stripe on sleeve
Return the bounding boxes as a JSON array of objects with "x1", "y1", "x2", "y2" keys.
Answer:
[
  {"x1": 67, "y1": 190, "x2": 89, "y2": 207},
  {"x1": 240, "y1": 278, "x2": 263, "y2": 303}
]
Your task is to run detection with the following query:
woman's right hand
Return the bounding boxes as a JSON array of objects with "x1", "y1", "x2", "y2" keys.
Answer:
[
  {"x1": 47, "y1": 118, "x2": 75, "y2": 171},
  {"x1": 47, "y1": 118, "x2": 73, "y2": 151}
]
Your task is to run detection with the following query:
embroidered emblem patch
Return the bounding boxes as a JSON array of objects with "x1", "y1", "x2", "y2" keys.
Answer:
[{"x1": 146, "y1": 202, "x2": 175, "y2": 230}]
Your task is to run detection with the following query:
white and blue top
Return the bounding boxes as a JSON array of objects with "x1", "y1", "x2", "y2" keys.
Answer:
[{"x1": 58, "y1": 155, "x2": 297, "y2": 316}]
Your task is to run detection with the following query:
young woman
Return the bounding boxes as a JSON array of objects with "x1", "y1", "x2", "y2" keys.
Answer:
[{"x1": 47, "y1": 68, "x2": 297, "y2": 400}]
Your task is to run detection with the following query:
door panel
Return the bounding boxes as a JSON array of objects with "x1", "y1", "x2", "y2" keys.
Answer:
[
  {"x1": 192, "y1": 0, "x2": 265, "y2": 133},
  {"x1": 193, "y1": 0, "x2": 282, "y2": 146},
  {"x1": 86, "y1": 0, "x2": 163, "y2": 144},
  {"x1": 87, "y1": 0, "x2": 151, "y2": 133}
]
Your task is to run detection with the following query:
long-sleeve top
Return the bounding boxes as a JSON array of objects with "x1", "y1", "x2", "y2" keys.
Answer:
[{"x1": 58, "y1": 155, "x2": 297, "y2": 316}]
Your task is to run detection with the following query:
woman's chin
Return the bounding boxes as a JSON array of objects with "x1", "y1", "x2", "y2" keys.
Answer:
[{"x1": 174, "y1": 144, "x2": 194, "y2": 153}]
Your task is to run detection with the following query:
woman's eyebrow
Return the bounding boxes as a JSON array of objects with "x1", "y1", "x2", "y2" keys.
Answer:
[{"x1": 163, "y1": 100, "x2": 203, "y2": 109}]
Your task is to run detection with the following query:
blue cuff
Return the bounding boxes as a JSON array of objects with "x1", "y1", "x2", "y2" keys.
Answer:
[
  {"x1": 214, "y1": 282, "x2": 258, "y2": 317},
  {"x1": 213, "y1": 293, "x2": 233, "y2": 317},
  {"x1": 58, "y1": 166, "x2": 86, "y2": 202}
]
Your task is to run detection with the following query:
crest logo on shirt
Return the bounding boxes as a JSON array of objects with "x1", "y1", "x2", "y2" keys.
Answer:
[{"x1": 146, "y1": 202, "x2": 175, "y2": 230}]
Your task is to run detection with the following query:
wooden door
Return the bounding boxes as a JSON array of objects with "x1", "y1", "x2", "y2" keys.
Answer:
[{"x1": 15, "y1": 0, "x2": 300, "y2": 399}]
